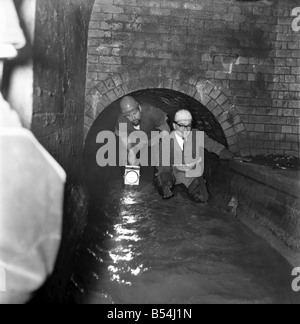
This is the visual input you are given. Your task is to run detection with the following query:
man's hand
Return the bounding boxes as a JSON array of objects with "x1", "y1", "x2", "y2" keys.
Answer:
[
  {"x1": 162, "y1": 185, "x2": 174, "y2": 199},
  {"x1": 219, "y1": 148, "x2": 235, "y2": 160}
]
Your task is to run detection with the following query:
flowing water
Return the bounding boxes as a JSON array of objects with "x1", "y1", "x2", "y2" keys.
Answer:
[{"x1": 66, "y1": 167, "x2": 299, "y2": 304}]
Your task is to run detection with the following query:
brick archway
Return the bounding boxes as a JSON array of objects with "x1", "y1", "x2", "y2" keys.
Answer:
[{"x1": 84, "y1": 68, "x2": 249, "y2": 154}]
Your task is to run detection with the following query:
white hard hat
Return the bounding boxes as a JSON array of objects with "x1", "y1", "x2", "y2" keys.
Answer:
[{"x1": 174, "y1": 110, "x2": 193, "y2": 123}]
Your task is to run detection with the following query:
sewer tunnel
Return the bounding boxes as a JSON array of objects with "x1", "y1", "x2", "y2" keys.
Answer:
[
  {"x1": 5, "y1": 0, "x2": 300, "y2": 305},
  {"x1": 63, "y1": 89, "x2": 299, "y2": 304}
]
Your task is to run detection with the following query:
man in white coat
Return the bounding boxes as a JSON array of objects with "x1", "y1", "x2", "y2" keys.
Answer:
[
  {"x1": 0, "y1": 0, "x2": 65, "y2": 304},
  {"x1": 155, "y1": 109, "x2": 235, "y2": 203}
]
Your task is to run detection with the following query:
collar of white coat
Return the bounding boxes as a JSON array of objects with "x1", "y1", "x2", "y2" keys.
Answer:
[{"x1": 174, "y1": 132, "x2": 185, "y2": 150}]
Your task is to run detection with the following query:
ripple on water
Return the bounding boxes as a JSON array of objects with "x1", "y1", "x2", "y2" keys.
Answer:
[{"x1": 68, "y1": 181, "x2": 298, "y2": 304}]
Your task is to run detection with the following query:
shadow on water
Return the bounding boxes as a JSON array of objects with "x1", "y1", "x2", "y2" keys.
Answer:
[{"x1": 65, "y1": 165, "x2": 300, "y2": 304}]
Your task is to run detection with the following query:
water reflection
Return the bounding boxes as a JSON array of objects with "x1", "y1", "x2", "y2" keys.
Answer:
[
  {"x1": 121, "y1": 192, "x2": 140, "y2": 206},
  {"x1": 107, "y1": 191, "x2": 148, "y2": 287},
  {"x1": 113, "y1": 225, "x2": 141, "y2": 242},
  {"x1": 67, "y1": 179, "x2": 299, "y2": 304},
  {"x1": 109, "y1": 248, "x2": 134, "y2": 262}
]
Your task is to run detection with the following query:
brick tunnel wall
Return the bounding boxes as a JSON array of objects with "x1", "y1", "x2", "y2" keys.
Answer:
[
  {"x1": 32, "y1": 0, "x2": 94, "y2": 180},
  {"x1": 85, "y1": 0, "x2": 300, "y2": 157},
  {"x1": 29, "y1": 0, "x2": 95, "y2": 302}
]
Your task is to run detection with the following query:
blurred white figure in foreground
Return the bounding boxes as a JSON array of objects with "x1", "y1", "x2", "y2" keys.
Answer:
[{"x1": 0, "y1": 0, "x2": 65, "y2": 304}]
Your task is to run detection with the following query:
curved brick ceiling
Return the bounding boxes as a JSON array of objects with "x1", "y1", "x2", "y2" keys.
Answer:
[{"x1": 132, "y1": 89, "x2": 227, "y2": 146}]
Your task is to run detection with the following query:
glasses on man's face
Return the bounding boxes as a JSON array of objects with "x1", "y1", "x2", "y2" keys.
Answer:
[{"x1": 174, "y1": 122, "x2": 192, "y2": 130}]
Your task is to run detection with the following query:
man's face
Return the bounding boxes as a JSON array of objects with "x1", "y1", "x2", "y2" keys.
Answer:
[
  {"x1": 174, "y1": 120, "x2": 192, "y2": 139},
  {"x1": 126, "y1": 107, "x2": 141, "y2": 127}
]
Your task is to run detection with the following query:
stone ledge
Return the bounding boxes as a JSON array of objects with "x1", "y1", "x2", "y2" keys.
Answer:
[
  {"x1": 229, "y1": 160, "x2": 300, "y2": 199},
  {"x1": 209, "y1": 161, "x2": 300, "y2": 267}
]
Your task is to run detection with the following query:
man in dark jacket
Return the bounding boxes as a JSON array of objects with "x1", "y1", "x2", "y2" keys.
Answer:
[{"x1": 115, "y1": 95, "x2": 171, "y2": 166}]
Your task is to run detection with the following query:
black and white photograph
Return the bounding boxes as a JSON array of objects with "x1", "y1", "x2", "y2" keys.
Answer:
[{"x1": 0, "y1": 0, "x2": 300, "y2": 307}]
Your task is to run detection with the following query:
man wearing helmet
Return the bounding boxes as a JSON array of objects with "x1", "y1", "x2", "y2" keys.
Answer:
[
  {"x1": 115, "y1": 96, "x2": 171, "y2": 166},
  {"x1": 155, "y1": 109, "x2": 235, "y2": 203}
]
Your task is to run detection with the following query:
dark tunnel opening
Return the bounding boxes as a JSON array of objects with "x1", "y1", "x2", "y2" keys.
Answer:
[{"x1": 83, "y1": 88, "x2": 228, "y2": 199}]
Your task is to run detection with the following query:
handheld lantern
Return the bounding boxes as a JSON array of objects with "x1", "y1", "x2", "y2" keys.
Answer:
[{"x1": 124, "y1": 165, "x2": 140, "y2": 186}]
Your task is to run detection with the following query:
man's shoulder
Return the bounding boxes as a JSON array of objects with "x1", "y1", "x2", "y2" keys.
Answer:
[{"x1": 141, "y1": 103, "x2": 165, "y2": 115}]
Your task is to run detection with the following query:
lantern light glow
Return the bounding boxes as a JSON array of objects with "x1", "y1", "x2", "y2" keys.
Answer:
[{"x1": 124, "y1": 166, "x2": 140, "y2": 186}]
